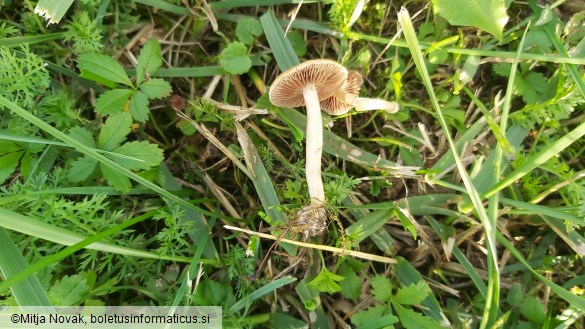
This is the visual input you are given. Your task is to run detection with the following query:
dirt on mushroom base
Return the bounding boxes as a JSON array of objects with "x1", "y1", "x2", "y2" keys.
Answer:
[{"x1": 292, "y1": 202, "x2": 328, "y2": 240}]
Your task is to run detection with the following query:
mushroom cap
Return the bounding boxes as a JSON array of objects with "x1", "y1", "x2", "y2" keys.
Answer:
[
  {"x1": 321, "y1": 70, "x2": 364, "y2": 115},
  {"x1": 269, "y1": 59, "x2": 348, "y2": 108}
]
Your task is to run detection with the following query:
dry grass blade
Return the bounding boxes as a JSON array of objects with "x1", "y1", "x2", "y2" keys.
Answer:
[
  {"x1": 174, "y1": 109, "x2": 252, "y2": 178},
  {"x1": 224, "y1": 225, "x2": 397, "y2": 264}
]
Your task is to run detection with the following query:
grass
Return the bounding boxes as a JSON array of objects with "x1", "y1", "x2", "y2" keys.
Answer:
[{"x1": 1, "y1": 0, "x2": 584, "y2": 328}]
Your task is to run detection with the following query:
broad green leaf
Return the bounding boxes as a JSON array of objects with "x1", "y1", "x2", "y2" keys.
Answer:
[
  {"x1": 286, "y1": 31, "x2": 307, "y2": 57},
  {"x1": 68, "y1": 127, "x2": 96, "y2": 148},
  {"x1": 110, "y1": 141, "x2": 164, "y2": 170},
  {"x1": 68, "y1": 156, "x2": 98, "y2": 182},
  {"x1": 48, "y1": 274, "x2": 90, "y2": 306},
  {"x1": 492, "y1": 62, "x2": 512, "y2": 77},
  {"x1": 0, "y1": 141, "x2": 24, "y2": 184},
  {"x1": 177, "y1": 119, "x2": 196, "y2": 136},
  {"x1": 95, "y1": 89, "x2": 133, "y2": 115},
  {"x1": 393, "y1": 303, "x2": 448, "y2": 329},
  {"x1": 139, "y1": 78, "x2": 172, "y2": 99},
  {"x1": 519, "y1": 297, "x2": 546, "y2": 324},
  {"x1": 19, "y1": 153, "x2": 35, "y2": 179},
  {"x1": 394, "y1": 257, "x2": 446, "y2": 322},
  {"x1": 371, "y1": 275, "x2": 393, "y2": 302},
  {"x1": 522, "y1": 72, "x2": 548, "y2": 104},
  {"x1": 525, "y1": 28, "x2": 552, "y2": 52},
  {"x1": 351, "y1": 305, "x2": 397, "y2": 327},
  {"x1": 220, "y1": 42, "x2": 252, "y2": 75},
  {"x1": 77, "y1": 52, "x2": 133, "y2": 87},
  {"x1": 100, "y1": 162, "x2": 131, "y2": 193},
  {"x1": 129, "y1": 91, "x2": 150, "y2": 122},
  {"x1": 236, "y1": 17, "x2": 263, "y2": 45},
  {"x1": 339, "y1": 262, "x2": 362, "y2": 300},
  {"x1": 506, "y1": 284, "x2": 523, "y2": 306},
  {"x1": 271, "y1": 312, "x2": 308, "y2": 329},
  {"x1": 393, "y1": 281, "x2": 431, "y2": 305},
  {"x1": 98, "y1": 112, "x2": 132, "y2": 151},
  {"x1": 307, "y1": 267, "x2": 345, "y2": 294},
  {"x1": 431, "y1": 0, "x2": 509, "y2": 40},
  {"x1": 136, "y1": 38, "x2": 163, "y2": 85}
]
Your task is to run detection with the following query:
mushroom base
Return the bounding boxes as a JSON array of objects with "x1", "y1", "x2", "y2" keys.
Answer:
[{"x1": 294, "y1": 202, "x2": 327, "y2": 240}]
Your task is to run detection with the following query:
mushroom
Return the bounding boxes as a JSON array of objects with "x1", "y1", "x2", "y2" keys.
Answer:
[
  {"x1": 321, "y1": 71, "x2": 364, "y2": 115},
  {"x1": 269, "y1": 59, "x2": 348, "y2": 205},
  {"x1": 322, "y1": 71, "x2": 400, "y2": 116},
  {"x1": 268, "y1": 60, "x2": 399, "y2": 238}
]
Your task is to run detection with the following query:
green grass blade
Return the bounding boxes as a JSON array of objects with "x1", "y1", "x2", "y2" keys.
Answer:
[
  {"x1": 235, "y1": 122, "x2": 295, "y2": 254},
  {"x1": 95, "y1": 0, "x2": 111, "y2": 26},
  {"x1": 34, "y1": 0, "x2": 74, "y2": 24},
  {"x1": 497, "y1": 232, "x2": 585, "y2": 312},
  {"x1": 216, "y1": 13, "x2": 341, "y2": 36},
  {"x1": 210, "y1": 0, "x2": 319, "y2": 10},
  {"x1": 347, "y1": 31, "x2": 585, "y2": 66},
  {"x1": 260, "y1": 10, "x2": 300, "y2": 71},
  {"x1": 342, "y1": 197, "x2": 396, "y2": 255},
  {"x1": 500, "y1": 198, "x2": 585, "y2": 256},
  {"x1": 170, "y1": 217, "x2": 216, "y2": 307},
  {"x1": 0, "y1": 33, "x2": 63, "y2": 47},
  {"x1": 345, "y1": 208, "x2": 393, "y2": 244},
  {"x1": 0, "y1": 208, "x2": 216, "y2": 293},
  {"x1": 500, "y1": 198, "x2": 584, "y2": 225},
  {"x1": 132, "y1": 0, "x2": 190, "y2": 15},
  {"x1": 0, "y1": 207, "x2": 207, "y2": 263},
  {"x1": 426, "y1": 216, "x2": 488, "y2": 298},
  {"x1": 0, "y1": 229, "x2": 53, "y2": 309},
  {"x1": 430, "y1": 117, "x2": 487, "y2": 173},
  {"x1": 228, "y1": 276, "x2": 297, "y2": 313},
  {"x1": 398, "y1": 8, "x2": 500, "y2": 328},
  {"x1": 484, "y1": 123, "x2": 585, "y2": 199},
  {"x1": 0, "y1": 131, "x2": 157, "y2": 162},
  {"x1": 470, "y1": 124, "x2": 529, "y2": 194}
]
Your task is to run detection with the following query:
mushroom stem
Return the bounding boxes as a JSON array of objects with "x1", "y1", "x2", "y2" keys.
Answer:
[
  {"x1": 354, "y1": 97, "x2": 399, "y2": 113},
  {"x1": 303, "y1": 83, "x2": 325, "y2": 204}
]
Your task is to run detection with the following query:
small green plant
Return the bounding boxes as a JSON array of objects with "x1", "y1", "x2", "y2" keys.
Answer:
[
  {"x1": 77, "y1": 39, "x2": 172, "y2": 122},
  {"x1": 307, "y1": 264, "x2": 345, "y2": 294},
  {"x1": 0, "y1": 44, "x2": 50, "y2": 109},
  {"x1": 224, "y1": 245, "x2": 257, "y2": 298},
  {"x1": 328, "y1": 0, "x2": 360, "y2": 33},
  {"x1": 352, "y1": 276, "x2": 448, "y2": 328},
  {"x1": 219, "y1": 17, "x2": 265, "y2": 75},
  {"x1": 63, "y1": 11, "x2": 104, "y2": 54},
  {"x1": 220, "y1": 42, "x2": 251, "y2": 75},
  {"x1": 67, "y1": 112, "x2": 164, "y2": 192}
]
